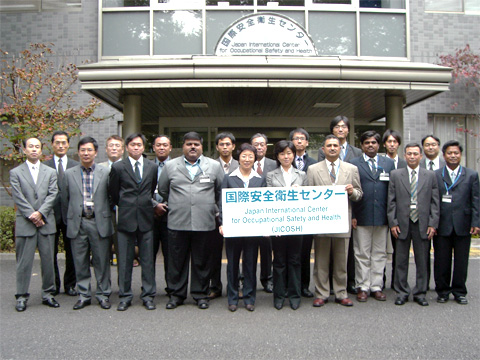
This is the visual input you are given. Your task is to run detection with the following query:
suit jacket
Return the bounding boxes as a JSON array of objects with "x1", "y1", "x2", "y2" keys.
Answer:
[
  {"x1": 266, "y1": 167, "x2": 308, "y2": 188},
  {"x1": 215, "y1": 157, "x2": 239, "y2": 174},
  {"x1": 44, "y1": 156, "x2": 79, "y2": 224},
  {"x1": 435, "y1": 166, "x2": 480, "y2": 237},
  {"x1": 307, "y1": 160, "x2": 363, "y2": 238},
  {"x1": 10, "y1": 162, "x2": 58, "y2": 237},
  {"x1": 62, "y1": 164, "x2": 114, "y2": 239},
  {"x1": 420, "y1": 156, "x2": 446, "y2": 170},
  {"x1": 350, "y1": 155, "x2": 395, "y2": 226},
  {"x1": 158, "y1": 155, "x2": 224, "y2": 232},
  {"x1": 259, "y1": 157, "x2": 278, "y2": 178},
  {"x1": 387, "y1": 167, "x2": 440, "y2": 240},
  {"x1": 219, "y1": 171, "x2": 266, "y2": 225},
  {"x1": 108, "y1": 157, "x2": 158, "y2": 233},
  {"x1": 318, "y1": 143, "x2": 362, "y2": 163}
]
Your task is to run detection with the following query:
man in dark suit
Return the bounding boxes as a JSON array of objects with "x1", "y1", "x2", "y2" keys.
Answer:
[
  {"x1": 351, "y1": 131, "x2": 394, "y2": 302},
  {"x1": 43, "y1": 130, "x2": 78, "y2": 296},
  {"x1": 434, "y1": 140, "x2": 479, "y2": 305},
  {"x1": 318, "y1": 116, "x2": 362, "y2": 294},
  {"x1": 382, "y1": 129, "x2": 407, "y2": 170},
  {"x1": 62, "y1": 137, "x2": 114, "y2": 310},
  {"x1": 158, "y1": 132, "x2": 224, "y2": 310},
  {"x1": 251, "y1": 133, "x2": 277, "y2": 293},
  {"x1": 208, "y1": 132, "x2": 239, "y2": 299},
  {"x1": 382, "y1": 129, "x2": 406, "y2": 288},
  {"x1": 10, "y1": 137, "x2": 60, "y2": 311},
  {"x1": 388, "y1": 143, "x2": 440, "y2": 306},
  {"x1": 152, "y1": 135, "x2": 172, "y2": 295},
  {"x1": 109, "y1": 133, "x2": 162, "y2": 311},
  {"x1": 290, "y1": 128, "x2": 317, "y2": 298}
]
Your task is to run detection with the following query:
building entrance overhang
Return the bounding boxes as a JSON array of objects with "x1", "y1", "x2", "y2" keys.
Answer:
[{"x1": 78, "y1": 56, "x2": 452, "y2": 126}]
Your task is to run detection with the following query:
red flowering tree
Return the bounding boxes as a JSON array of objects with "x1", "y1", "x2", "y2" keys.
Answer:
[{"x1": 0, "y1": 43, "x2": 103, "y2": 194}]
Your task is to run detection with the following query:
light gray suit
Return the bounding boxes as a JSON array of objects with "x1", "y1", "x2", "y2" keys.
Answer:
[
  {"x1": 307, "y1": 160, "x2": 363, "y2": 300},
  {"x1": 10, "y1": 162, "x2": 58, "y2": 301},
  {"x1": 387, "y1": 167, "x2": 440, "y2": 298},
  {"x1": 62, "y1": 164, "x2": 114, "y2": 302}
]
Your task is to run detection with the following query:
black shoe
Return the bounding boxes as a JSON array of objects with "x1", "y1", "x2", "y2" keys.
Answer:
[
  {"x1": 264, "y1": 281, "x2": 273, "y2": 293},
  {"x1": 228, "y1": 304, "x2": 238, "y2": 312},
  {"x1": 245, "y1": 304, "x2": 255, "y2": 312},
  {"x1": 437, "y1": 295, "x2": 449, "y2": 303},
  {"x1": 413, "y1": 297, "x2": 429, "y2": 306},
  {"x1": 346, "y1": 285, "x2": 358, "y2": 295},
  {"x1": 197, "y1": 299, "x2": 209, "y2": 309},
  {"x1": 42, "y1": 298, "x2": 60, "y2": 308},
  {"x1": 65, "y1": 287, "x2": 78, "y2": 296},
  {"x1": 290, "y1": 302, "x2": 300, "y2": 310},
  {"x1": 455, "y1": 296, "x2": 468, "y2": 305},
  {"x1": 274, "y1": 301, "x2": 284, "y2": 310},
  {"x1": 394, "y1": 296, "x2": 408, "y2": 306},
  {"x1": 301, "y1": 288, "x2": 314, "y2": 298},
  {"x1": 117, "y1": 301, "x2": 131, "y2": 311},
  {"x1": 15, "y1": 299, "x2": 27, "y2": 312},
  {"x1": 143, "y1": 300, "x2": 156, "y2": 310},
  {"x1": 99, "y1": 299, "x2": 111, "y2": 310},
  {"x1": 73, "y1": 299, "x2": 91, "y2": 310}
]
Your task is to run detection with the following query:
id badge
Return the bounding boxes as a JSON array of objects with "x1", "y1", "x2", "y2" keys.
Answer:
[
  {"x1": 442, "y1": 195, "x2": 452, "y2": 203},
  {"x1": 379, "y1": 172, "x2": 389, "y2": 181},
  {"x1": 199, "y1": 174, "x2": 211, "y2": 183},
  {"x1": 410, "y1": 201, "x2": 417, "y2": 210},
  {"x1": 86, "y1": 201, "x2": 94, "y2": 207}
]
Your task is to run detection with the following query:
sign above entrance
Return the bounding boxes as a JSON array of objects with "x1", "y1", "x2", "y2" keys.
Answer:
[{"x1": 215, "y1": 12, "x2": 317, "y2": 57}]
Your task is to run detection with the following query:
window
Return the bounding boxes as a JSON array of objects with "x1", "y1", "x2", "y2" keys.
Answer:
[
  {"x1": 425, "y1": 0, "x2": 480, "y2": 12},
  {"x1": 0, "y1": 0, "x2": 81, "y2": 12}
]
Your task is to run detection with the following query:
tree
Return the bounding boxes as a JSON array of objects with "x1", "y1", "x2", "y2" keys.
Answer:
[{"x1": 0, "y1": 43, "x2": 103, "y2": 194}]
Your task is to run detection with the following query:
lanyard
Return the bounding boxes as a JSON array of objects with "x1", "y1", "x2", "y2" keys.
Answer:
[{"x1": 442, "y1": 165, "x2": 462, "y2": 194}]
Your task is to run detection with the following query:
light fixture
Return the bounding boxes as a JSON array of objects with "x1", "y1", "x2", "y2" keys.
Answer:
[
  {"x1": 181, "y1": 103, "x2": 208, "y2": 108},
  {"x1": 313, "y1": 102, "x2": 341, "y2": 109}
]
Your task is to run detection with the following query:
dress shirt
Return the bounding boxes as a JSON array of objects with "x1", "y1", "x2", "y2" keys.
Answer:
[
  {"x1": 54, "y1": 154, "x2": 68, "y2": 172},
  {"x1": 80, "y1": 164, "x2": 95, "y2": 215},
  {"x1": 281, "y1": 165, "x2": 293, "y2": 187},
  {"x1": 386, "y1": 154, "x2": 399, "y2": 169},
  {"x1": 295, "y1": 154, "x2": 306, "y2": 171},
  {"x1": 448, "y1": 165, "x2": 460, "y2": 183},
  {"x1": 229, "y1": 167, "x2": 261, "y2": 188},
  {"x1": 26, "y1": 160, "x2": 39, "y2": 184},
  {"x1": 129, "y1": 156, "x2": 144, "y2": 179},
  {"x1": 407, "y1": 166, "x2": 420, "y2": 187},
  {"x1": 184, "y1": 155, "x2": 201, "y2": 180},
  {"x1": 219, "y1": 157, "x2": 233, "y2": 174},
  {"x1": 425, "y1": 156, "x2": 441, "y2": 171},
  {"x1": 363, "y1": 154, "x2": 378, "y2": 172},
  {"x1": 254, "y1": 157, "x2": 266, "y2": 174},
  {"x1": 340, "y1": 142, "x2": 350, "y2": 161},
  {"x1": 328, "y1": 159, "x2": 340, "y2": 184}
]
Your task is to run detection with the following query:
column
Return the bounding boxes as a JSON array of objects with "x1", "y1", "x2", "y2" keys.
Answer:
[{"x1": 123, "y1": 95, "x2": 142, "y2": 137}]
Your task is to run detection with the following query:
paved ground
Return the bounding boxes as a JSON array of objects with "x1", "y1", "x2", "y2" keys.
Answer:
[{"x1": 1, "y1": 244, "x2": 479, "y2": 360}]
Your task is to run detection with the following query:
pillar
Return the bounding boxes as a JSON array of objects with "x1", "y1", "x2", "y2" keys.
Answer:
[
  {"x1": 122, "y1": 94, "x2": 142, "y2": 137},
  {"x1": 385, "y1": 94, "x2": 404, "y2": 133}
]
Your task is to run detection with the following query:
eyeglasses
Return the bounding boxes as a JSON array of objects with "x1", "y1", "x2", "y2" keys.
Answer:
[
  {"x1": 292, "y1": 137, "x2": 306, "y2": 141},
  {"x1": 333, "y1": 125, "x2": 348, "y2": 130}
]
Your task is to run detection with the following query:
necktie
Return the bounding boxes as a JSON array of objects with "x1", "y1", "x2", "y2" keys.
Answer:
[
  {"x1": 340, "y1": 146, "x2": 345, "y2": 161},
  {"x1": 224, "y1": 163, "x2": 230, "y2": 174},
  {"x1": 369, "y1": 158, "x2": 376, "y2": 176},
  {"x1": 330, "y1": 162, "x2": 336, "y2": 184},
  {"x1": 429, "y1": 160, "x2": 434, "y2": 171},
  {"x1": 257, "y1": 161, "x2": 263, "y2": 175},
  {"x1": 134, "y1": 161, "x2": 141, "y2": 183},
  {"x1": 57, "y1": 158, "x2": 64, "y2": 183},
  {"x1": 32, "y1": 166, "x2": 37, "y2": 184},
  {"x1": 410, "y1": 170, "x2": 418, "y2": 223},
  {"x1": 296, "y1": 157, "x2": 304, "y2": 171}
]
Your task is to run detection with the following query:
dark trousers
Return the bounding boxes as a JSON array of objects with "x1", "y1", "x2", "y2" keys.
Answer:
[
  {"x1": 272, "y1": 235, "x2": 302, "y2": 306},
  {"x1": 226, "y1": 237, "x2": 259, "y2": 306},
  {"x1": 167, "y1": 230, "x2": 211, "y2": 302},
  {"x1": 300, "y1": 234, "x2": 313, "y2": 289},
  {"x1": 434, "y1": 232, "x2": 471, "y2": 298},
  {"x1": 54, "y1": 220, "x2": 76, "y2": 292},
  {"x1": 208, "y1": 225, "x2": 224, "y2": 294},
  {"x1": 259, "y1": 236, "x2": 273, "y2": 286},
  {"x1": 153, "y1": 216, "x2": 171, "y2": 294},
  {"x1": 394, "y1": 220, "x2": 430, "y2": 298},
  {"x1": 117, "y1": 229, "x2": 156, "y2": 302}
]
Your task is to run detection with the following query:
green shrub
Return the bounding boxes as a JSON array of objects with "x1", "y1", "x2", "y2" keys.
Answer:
[{"x1": 0, "y1": 206, "x2": 15, "y2": 252}]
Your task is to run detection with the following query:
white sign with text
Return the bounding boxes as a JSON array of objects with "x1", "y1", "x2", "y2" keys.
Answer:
[{"x1": 222, "y1": 185, "x2": 348, "y2": 238}]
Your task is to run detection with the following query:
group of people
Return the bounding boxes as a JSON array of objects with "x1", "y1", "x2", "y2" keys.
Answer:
[{"x1": 11, "y1": 116, "x2": 479, "y2": 314}]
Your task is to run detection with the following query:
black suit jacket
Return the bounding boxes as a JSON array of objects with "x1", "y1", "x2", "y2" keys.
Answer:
[
  {"x1": 300, "y1": 153, "x2": 317, "y2": 173},
  {"x1": 318, "y1": 143, "x2": 362, "y2": 163},
  {"x1": 435, "y1": 166, "x2": 480, "y2": 237},
  {"x1": 43, "y1": 156, "x2": 79, "y2": 224},
  {"x1": 109, "y1": 157, "x2": 158, "y2": 233}
]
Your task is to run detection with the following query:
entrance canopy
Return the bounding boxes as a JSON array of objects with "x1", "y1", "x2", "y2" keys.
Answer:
[{"x1": 78, "y1": 56, "x2": 451, "y2": 126}]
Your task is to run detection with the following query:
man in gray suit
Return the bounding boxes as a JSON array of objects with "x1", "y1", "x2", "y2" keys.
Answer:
[
  {"x1": 388, "y1": 143, "x2": 440, "y2": 306},
  {"x1": 43, "y1": 130, "x2": 78, "y2": 296},
  {"x1": 208, "y1": 132, "x2": 239, "y2": 299},
  {"x1": 10, "y1": 137, "x2": 59, "y2": 311},
  {"x1": 158, "y1": 132, "x2": 224, "y2": 310},
  {"x1": 62, "y1": 137, "x2": 114, "y2": 310},
  {"x1": 251, "y1": 133, "x2": 277, "y2": 293}
]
